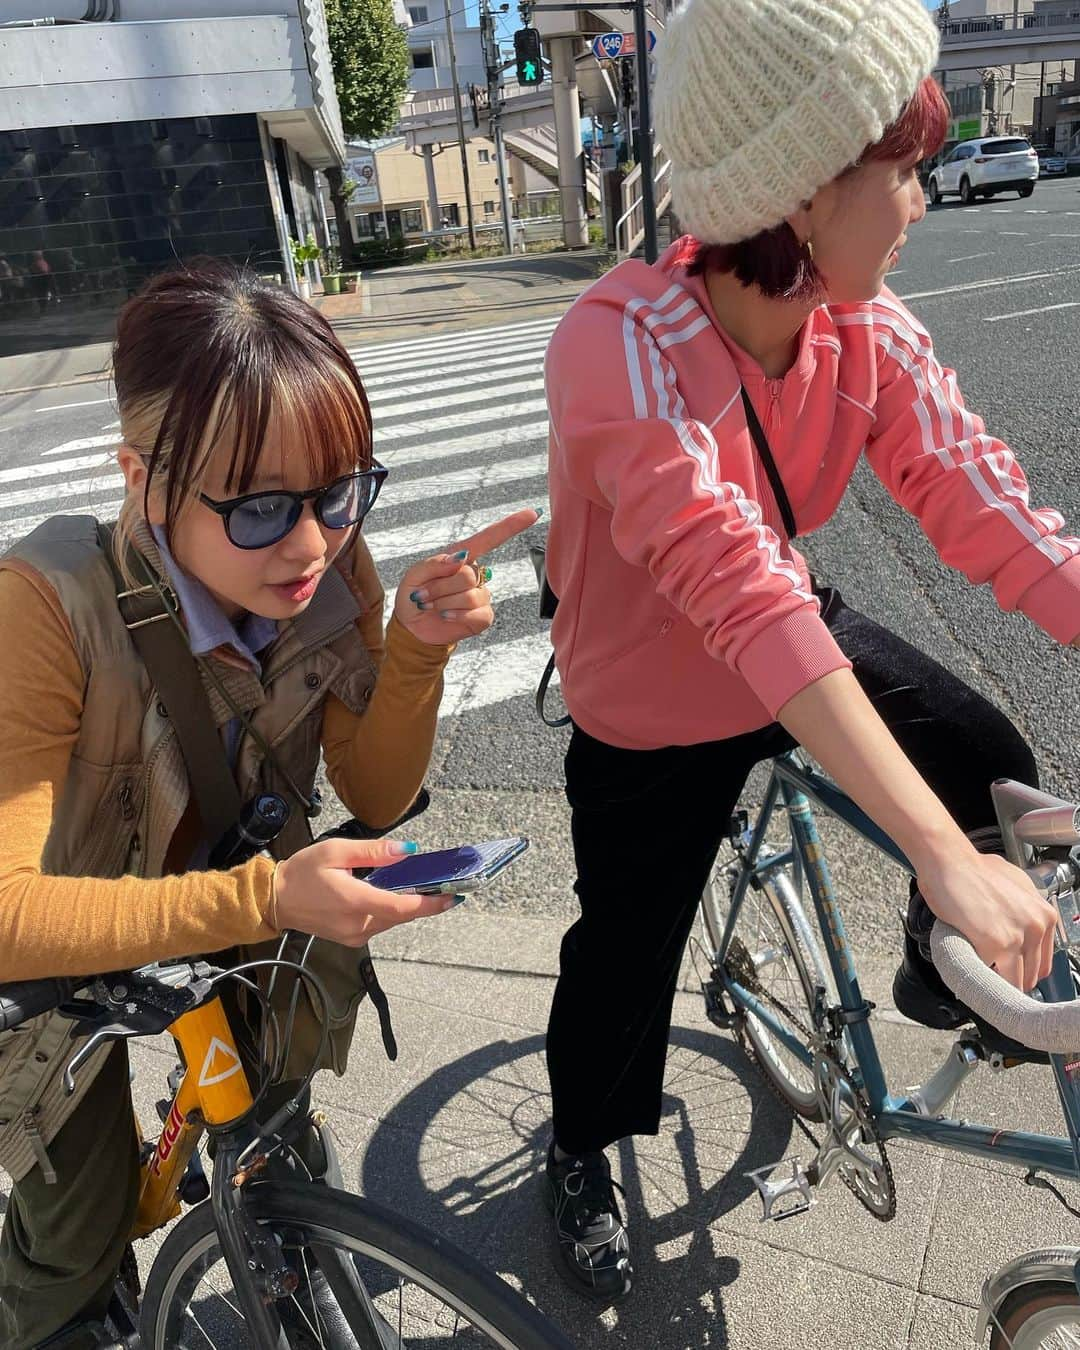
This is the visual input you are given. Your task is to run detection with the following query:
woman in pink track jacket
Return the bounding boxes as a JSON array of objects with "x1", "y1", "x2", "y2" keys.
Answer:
[{"x1": 541, "y1": 0, "x2": 1074, "y2": 1302}]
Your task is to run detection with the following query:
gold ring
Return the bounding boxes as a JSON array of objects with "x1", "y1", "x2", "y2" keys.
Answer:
[{"x1": 471, "y1": 560, "x2": 486, "y2": 589}]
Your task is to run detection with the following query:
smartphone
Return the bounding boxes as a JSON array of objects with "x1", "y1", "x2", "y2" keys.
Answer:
[{"x1": 364, "y1": 837, "x2": 529, "y2": 895}]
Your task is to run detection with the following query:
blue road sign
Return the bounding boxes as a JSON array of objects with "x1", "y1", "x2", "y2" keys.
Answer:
[{"x1": 591, "y1": 30, "x2": 656, "y2": 61}]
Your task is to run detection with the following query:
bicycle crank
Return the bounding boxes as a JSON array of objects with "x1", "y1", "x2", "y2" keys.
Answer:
[{"x1": 811, "y1": 1045, "x2": 896, "y2": 1222}]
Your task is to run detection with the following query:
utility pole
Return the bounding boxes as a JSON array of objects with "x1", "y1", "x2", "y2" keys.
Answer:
[
  {"x1": 633, "y1": 0, "x2": 657, "y2": 262},
  {"x1": 481, "y1": 0, "x2": 514, "y2": 253},
  {"x1": 444, "y1": 0, "x2": 477, "y2": 249}
]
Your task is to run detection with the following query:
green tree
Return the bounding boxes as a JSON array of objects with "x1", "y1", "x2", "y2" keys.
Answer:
[{"x1": 325, "y1": 0, "x2": 410, "y2": 264}]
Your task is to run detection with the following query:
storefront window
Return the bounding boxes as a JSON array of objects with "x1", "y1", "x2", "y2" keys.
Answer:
[{"x1": 0, "y1": 113, "x2": 281, "y2": 356}]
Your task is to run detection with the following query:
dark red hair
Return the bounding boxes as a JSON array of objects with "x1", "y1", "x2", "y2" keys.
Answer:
[{"x1": 677, "y1": 76, "x2": 949, "y2": 300}]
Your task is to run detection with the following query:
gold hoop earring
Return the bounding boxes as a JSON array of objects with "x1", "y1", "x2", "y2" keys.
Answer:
[{"x1": 805, "y1": 237, "x2": 815, "y2": 262}]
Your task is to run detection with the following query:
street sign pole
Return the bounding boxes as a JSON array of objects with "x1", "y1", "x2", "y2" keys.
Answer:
[
  {"x1": 445, "y1": 0, "x2": 478, "y2": 249},
  {"x1": 482, "y1": 0, "x2": 514, "y2": 253},
  {"x1": 633, "y1": 0, "x2": 657, "y2": 262}
]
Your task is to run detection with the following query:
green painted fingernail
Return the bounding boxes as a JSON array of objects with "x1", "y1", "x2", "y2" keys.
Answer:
[
  {"x1": 409, "y1": 589, "x2": 427, "y2": 604},
  {"x1": 452, "y1": 893, "x2": 467, "y2": 905},
  {"x1": 453, "y1": 549, "x2": 468, "y2": 561},
  {"x1": 534, "y1": 507, "x2": 545, "y2": 518},
  {"x1": 401, "y1": 841, "x2": 420, "y2": 854}
]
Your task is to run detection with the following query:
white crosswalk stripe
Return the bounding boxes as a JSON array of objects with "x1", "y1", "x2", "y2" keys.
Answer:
[{"x1": 0, "y1": 320, "x2": 560, "y2": 721}]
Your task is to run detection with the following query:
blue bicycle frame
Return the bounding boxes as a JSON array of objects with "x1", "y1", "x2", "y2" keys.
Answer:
[{"x1": 717, "y1": 752, "x2": 1080, "y2": 1184}]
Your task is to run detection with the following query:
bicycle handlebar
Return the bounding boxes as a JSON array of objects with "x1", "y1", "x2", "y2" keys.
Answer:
[
  {"x1": 0, "y1": 978, "x2": 75, "y2": 1032},
  {"x1": 930, "y1": 920, "x2": 1080, "y2": 1055}
]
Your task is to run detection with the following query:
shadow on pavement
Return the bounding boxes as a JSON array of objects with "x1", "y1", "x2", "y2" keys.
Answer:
[{"x1": 358, "y1": 1025, "x2": 801, "y2": 1346}]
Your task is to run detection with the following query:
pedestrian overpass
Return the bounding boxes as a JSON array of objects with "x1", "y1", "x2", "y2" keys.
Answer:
[{"x1": 936, "y1": 8, "x2": 1080, "y2": 72}]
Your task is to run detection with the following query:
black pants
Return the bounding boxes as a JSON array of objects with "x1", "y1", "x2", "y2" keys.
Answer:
[{"x1": 546, "y1": 588, "x2": 1039, "y2": 1155}]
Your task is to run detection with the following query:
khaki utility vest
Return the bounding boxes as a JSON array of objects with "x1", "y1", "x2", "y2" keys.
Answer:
[{"x1": 0, "y1": 515, "x2": 378, "y2": 1181}]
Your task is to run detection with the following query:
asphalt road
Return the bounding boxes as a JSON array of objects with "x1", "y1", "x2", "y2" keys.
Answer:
[{"x1": 1, "y1": 176, "x2": 1078, "y2": 955}]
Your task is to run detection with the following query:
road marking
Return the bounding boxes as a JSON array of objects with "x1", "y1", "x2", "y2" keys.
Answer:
[
  {"x1": 0, "y1": 451, "x2": 549, "y2": 517},
  {"x1": 357, "y1": 328, "x2": 553, "y2": 376},
  {"x1": 990, "y1": 208, "x2": 1011, "y2": 213},
  {"x1": 350, "y1": 315, "x2": 558, "y2": 363},
  {"x1": 40, "y1": 432, "x2": 119, "y2": 458},
  {"x1": 370, "y1": 454, "x2": 547, "y2": 510},
  {"x1": 998, "y1": 231, "x2": 1028, "y2": 236},
  {"x1": 898, "y1": 264, "x2": 1080, "y2": 302},
  {"x1": 366, "y1": 493, "x2": 547, "y2": 565},
  {"x1": 376, "y1": 380, "x2": 545, "y2": 426},
  {"x1": 378, "y1": 397, "x2": 548, "y2": 442},
  {"x1": 946, "y1": 252, "x2": 992, "y2": 262},
  {"x1": 0, "y1": 452, "x2": 112, "y2": 485},
  {"x1": 370, "y1": 369, "x2": 544, "y2": 412},
  {"x1": 441, "y1": 631, "x2": 558, "y2": 719},
  {"x1": 984, "y1": 301, "x2": 1080, "y2": 323},
  {"x1": 1049, "y1": 233, "x2": 1080, "y2": 238},
  {"x1": 364, "y1": 345, "x2": 547, "y2": 392},
  {"x1": 1023, "y1": 209, "x2": 1050, "y2": 214},
  {"x1": 387, "y1": 420, "x2": 548, "y2": 470},
  {"x1": 36, "y1": 397, "x2": 112, "y2": 414}
]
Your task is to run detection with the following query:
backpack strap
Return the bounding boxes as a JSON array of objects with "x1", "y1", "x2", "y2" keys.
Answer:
[
  {"x1": 96, "y1": 522, "x2": 242, "y2": 846},
  {"x1": 740, "y1": 387, "x2": 798, "y2": 540}
]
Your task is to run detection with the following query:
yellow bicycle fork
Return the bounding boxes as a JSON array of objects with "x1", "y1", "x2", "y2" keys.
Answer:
[{"x1": 133, "y1": 996, "x2": 255, "y2": 1239}]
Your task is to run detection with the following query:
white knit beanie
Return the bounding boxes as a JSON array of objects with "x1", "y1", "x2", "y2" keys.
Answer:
[{"x1": 654, "y1": 0, "x2": 940, "y2": 245}]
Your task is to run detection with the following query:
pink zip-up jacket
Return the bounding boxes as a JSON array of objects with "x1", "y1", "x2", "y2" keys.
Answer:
[{"x1": 545, "y1": 243, "x2": 1080, "y2": 750}]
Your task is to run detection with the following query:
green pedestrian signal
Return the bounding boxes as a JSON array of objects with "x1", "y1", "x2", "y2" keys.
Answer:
[{"x1": 514, "y1": 27, "x2": 543, "y2": 86}]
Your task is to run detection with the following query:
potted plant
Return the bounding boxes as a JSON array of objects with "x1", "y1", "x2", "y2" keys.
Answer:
[
  {"x1": 323, "y1": 273, "x2": 342, "y2": 295},
  {"x1": 289, "y1": 232, "x2": 321, "y2": 301}
]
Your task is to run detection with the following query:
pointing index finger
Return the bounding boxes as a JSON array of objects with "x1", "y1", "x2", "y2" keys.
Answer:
[{"x1": 448, "y1": 507, "x2": 542, "y2": 560}]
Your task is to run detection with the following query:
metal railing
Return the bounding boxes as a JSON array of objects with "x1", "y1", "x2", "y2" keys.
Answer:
[
  {"x1": 399, "y1": 79, "x2": 549, "y2": 127},
  {"x1": 939, "y1": 7, "x2": 1080, "y2": 40},
  {"x1": 616, "y1": 150, "x2": 672, "y2": 257}
]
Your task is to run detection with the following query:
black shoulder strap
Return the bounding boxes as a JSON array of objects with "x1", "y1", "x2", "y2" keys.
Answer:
[
  {"x1": 96, "y1": 523, "x2": 242, "y2": 846},
  {"x1": 739, "y1": 387, "x2": 797, "y2": 540}
]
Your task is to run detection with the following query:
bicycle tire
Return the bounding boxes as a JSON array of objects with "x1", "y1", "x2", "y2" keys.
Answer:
[
  {"x1": 701, "y1": 855, "x2": 830, "y2": 1119},
  {"x1": 140, "y1": 1179, "x2": 574, "y2": 1350},
  {"x1": 989, "y1": 1281, "x2": 1080, "y2": 1348}
]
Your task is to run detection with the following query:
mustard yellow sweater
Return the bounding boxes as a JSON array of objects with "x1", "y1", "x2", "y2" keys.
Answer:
[{"x1": 0, "y1": 560, "x2": 449, "y2": 981}]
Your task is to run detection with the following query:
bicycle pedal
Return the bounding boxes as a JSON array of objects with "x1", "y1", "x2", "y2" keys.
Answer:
[
  {"x1": 704, "y1": 976, "x2": 741, "y2": 1030},
  {"x1": 745, "y1": 1159, "x2": 816, "y2": 1222}
]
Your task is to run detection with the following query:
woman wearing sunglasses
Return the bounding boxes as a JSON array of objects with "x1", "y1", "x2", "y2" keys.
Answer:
[{"x1": 0, "y1": 259, "x2": 536, "y2": 1350}]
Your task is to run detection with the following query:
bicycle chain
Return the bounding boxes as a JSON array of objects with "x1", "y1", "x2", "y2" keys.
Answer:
[{"x1": 724, "y1": 936, "x2": 897, "y2": 1222}]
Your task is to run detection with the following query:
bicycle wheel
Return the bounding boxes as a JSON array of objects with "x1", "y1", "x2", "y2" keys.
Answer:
[
  {"x1": 701, "y1": 849, "x2": 830, "y2": 1119},
  {"x1": 989, "y1": 1281, "x2": 1080, "y2": 1348},
  {"x1": 140, "y1": 1180, "x2": 573, "y2": 1349}
]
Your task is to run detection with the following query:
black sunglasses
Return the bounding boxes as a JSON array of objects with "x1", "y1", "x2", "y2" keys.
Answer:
[{"x1": 199, "y1": 463, "x2": 389, "y2": 550}]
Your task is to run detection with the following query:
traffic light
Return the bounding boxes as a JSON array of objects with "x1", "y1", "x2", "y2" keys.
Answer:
[{"x1": 514, "y1": 27, "x2": 543, "y2": 86}]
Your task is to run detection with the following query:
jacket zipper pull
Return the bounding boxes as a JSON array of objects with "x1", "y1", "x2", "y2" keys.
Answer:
[{"x1": 23, "y1": 1108, "x2": 57, "y2": 1185}]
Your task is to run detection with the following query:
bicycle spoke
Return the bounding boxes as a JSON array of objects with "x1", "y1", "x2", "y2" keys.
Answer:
[
  {"x1": 296, "y1": 1247, "x2": 327, "y2": 1348},
  {"x1": 184, "y1": 1301, "x2": 232, "y2": 1349}
]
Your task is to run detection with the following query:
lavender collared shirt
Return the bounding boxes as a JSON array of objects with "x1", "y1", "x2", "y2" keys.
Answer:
[{"x1": 150, "y1": 527, "x2": 280, "y2": 864}]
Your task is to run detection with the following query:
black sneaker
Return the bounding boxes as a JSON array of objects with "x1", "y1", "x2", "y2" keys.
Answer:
[
  {"x1": 893, "y1": 929, "x2": 969, "y2": 1030},
  {"x1": 894, "y1": 909, "x2": 1047, "y2": 1064},
  {"x1": 544, "y1": 1142, "x2": 632, "y2": 1303}
]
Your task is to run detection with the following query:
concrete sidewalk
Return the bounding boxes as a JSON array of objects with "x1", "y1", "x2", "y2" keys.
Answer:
[
  {"x1": 0, "y1": 251, "x2": 605, "y2": 396},
  {"x1": 2, "y1": 909, "x2": 1076, "y2": 1346},
  {"x1": 115, "y1": 912, "x2": 1077, "y2": 1350}
]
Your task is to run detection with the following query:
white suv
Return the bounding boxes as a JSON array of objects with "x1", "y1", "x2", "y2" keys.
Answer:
[{"x1": 928, "y1": 137, "x2": 1039, "y2": 205}]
